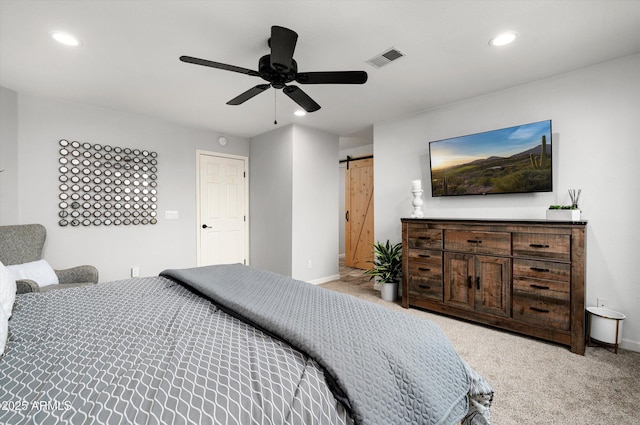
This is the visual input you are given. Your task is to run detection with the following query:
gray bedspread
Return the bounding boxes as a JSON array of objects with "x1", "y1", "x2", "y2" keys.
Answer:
[
  {"x1": 160, "y1": 264, "x2": 493, "y2": 425},
  {"x1": 1, "y1": 275, "x2": 351, "y2": 425},
  {"x1": 1, "y1": 264, "x2": 492, "y2": 425}
]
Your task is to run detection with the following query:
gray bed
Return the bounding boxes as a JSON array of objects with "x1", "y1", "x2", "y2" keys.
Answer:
[{"x1": 1, "y1": 264, "x2": 492, "y2": 425}]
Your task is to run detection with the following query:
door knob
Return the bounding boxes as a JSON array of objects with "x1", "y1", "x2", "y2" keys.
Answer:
[{"x1": 202, "y1": 224, "x2": 212, "y2": 229}]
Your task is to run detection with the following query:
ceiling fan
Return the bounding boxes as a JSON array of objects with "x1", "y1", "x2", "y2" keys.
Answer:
[{"x1": 180, "y1": 25, "x2": 368, "y2": 113}]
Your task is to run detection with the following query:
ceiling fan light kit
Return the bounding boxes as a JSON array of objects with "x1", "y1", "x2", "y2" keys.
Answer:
[{"x1": 180, "y1": 25, "x2": 368, "y2": 114}]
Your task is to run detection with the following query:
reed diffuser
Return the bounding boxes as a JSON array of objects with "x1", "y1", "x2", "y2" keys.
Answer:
[{"x1": 568, "y1": 189, "x2": 581, "y2": 210}]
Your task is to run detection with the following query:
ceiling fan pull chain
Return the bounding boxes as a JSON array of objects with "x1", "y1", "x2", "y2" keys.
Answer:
[{"x1": 273, "y1": 89, "x2": 278, "y2": 125}]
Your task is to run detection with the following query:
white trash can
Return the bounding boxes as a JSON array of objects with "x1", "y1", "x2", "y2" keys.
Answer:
[{"x1": 587, "y1": 306, "x2": 625, "y2": 353}]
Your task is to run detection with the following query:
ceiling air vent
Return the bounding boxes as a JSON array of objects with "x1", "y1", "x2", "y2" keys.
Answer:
[{"x1": 367, "y1": 48, "x2": 405, "y2": 68}]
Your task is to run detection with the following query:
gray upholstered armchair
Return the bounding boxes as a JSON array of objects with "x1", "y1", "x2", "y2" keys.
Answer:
[{"x1": 0, "y1": 224, "x2": 98, "y2": 294}]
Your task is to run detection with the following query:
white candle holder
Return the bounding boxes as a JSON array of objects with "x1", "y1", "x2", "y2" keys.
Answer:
[{"x1": 411, "y1": 189, "x2": 424, "y2": 218}]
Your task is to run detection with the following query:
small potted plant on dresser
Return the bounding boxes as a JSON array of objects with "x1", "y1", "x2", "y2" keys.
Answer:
[
  {"x1": 546, "y1": 189, "x2": 582, "y2": 221},
  {"x1": 364, "y1": 240, "x2": 402, "y2": 302}
]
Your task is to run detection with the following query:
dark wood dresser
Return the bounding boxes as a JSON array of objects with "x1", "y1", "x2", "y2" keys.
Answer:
[{"x1": 401, "y1": 218, "x2": 587, "y2": 354}]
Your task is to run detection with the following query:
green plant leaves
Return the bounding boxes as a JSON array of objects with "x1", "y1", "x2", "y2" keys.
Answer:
[{"x1": 363, "y1": 240, "x2": 402, "y2": 283}]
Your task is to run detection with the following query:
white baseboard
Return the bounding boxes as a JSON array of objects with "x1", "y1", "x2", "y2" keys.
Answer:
[
  {"x1": 308, "y1": 274, "x2": 341, "y2": 285},
  {"x1": 621, "y1": 338, "x2": 640, "y2": 353}
]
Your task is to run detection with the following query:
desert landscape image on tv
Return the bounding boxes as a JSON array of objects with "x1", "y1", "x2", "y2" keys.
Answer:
[{"x1": 429, "y1": 120, "x2": 552, "y2": 196}]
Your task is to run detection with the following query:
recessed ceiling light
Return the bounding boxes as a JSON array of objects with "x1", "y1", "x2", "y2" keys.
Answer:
[
  {"x1": 51, "y1": 31, "x2": 80, "y2": 46},
  {"x1": 489, "y1": 31, "x2": 518, "y2": 47},
  {"x1": 294, "y1": 110, "x2": 306, "y2": 117}
]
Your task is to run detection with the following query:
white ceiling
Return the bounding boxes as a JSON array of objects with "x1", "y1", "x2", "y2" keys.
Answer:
[{"x1": 2, "y1": 1, "x2": 640, "y2": 141}]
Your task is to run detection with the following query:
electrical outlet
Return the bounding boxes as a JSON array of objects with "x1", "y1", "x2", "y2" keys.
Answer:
[
  {"x1": 307, "y1": 260, "x2": 312, "y2": 269},
  {"x1": 131, "y1": 267, "x2": 140, "y2": 278},
  {"x1": 597, "y1": 297, "x2": 608, "y2": 308}
]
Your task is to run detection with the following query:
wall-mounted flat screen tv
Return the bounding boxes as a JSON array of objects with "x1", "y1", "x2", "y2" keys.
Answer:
[{"x1": 429, "y1": 120, "x2": 552, "y2": 197}]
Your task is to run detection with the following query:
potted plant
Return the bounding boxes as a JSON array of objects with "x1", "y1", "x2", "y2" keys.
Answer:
[
  {"x1": 364, "y1": 240, "x2": 402, "y2": 301},
  {"x1": 546, "y1": 189, "x2": 582, "y2": 221}
]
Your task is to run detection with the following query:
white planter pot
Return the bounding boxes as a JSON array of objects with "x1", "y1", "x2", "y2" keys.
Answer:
[
  {"x1": 546, "y1": 209, "x2": 581, "y2": 221},
  {"x1": 380, "y1": 282, "x2": 398, "y2": 301},
  {"x1": 588, "y1": 307, "x2": 625, "y2": 344}
]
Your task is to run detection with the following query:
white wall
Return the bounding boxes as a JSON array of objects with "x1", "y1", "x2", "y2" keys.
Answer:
[
  {"x1": 249, "y1": 125, "x2": 293, "y2": 276},
  {"x1": 1, "y1": 90, "x2": 250, "y2": 282},
  {"x1": 374, "y1": 54, "x2": 640, "y2": 351},
  {"x1": 0, "y1": 87, "x2": 19, "y2": 224},
  {"x1": 292, "y1": 125, "x2": 339, "y2": 283},
  {"x1": 3, "y1": 90, "x2": 340, "y2": 285},
  {"x1": 250, "y1": 124, "x2": 339, "y2": 283}
]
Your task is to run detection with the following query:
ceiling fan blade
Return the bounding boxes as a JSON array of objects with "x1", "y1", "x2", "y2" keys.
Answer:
[
  {"x1": 283, "y1": 85, "x2": 321, "y2": 112},
  {"x1": 295, "y1": 71, "x2": 368, "y2": 84},
  {"x1": 227, "y1": 84, "x2": 271, "y2": 105},
  {"x1": 180, "y1": 56, "x2": 260, "y2": 77},
  {"x1": 270, "y1": 26, "x2": 298, "y2": 72}
]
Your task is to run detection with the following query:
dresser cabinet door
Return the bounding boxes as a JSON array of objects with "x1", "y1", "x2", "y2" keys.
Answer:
[
  {"x1": 444, "y1": 252, "x2": 474, "y2": 310},
  {"x1": 444, "y1": 253, "x2": 510, "y2": 316},
  {"x1": 474, "y1": 255, "x2": 511, "y2": 317}
]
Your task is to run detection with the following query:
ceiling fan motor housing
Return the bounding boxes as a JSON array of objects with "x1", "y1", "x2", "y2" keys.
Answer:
[{"x1": 259, "y1": 54, "x2": 297, "y2": 89}]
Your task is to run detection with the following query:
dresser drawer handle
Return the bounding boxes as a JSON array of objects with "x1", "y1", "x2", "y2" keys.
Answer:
[
  {"x1": 529, "y1": 243, "x2": 550, "y2": 248},
  {"x1": 418, "y1": 254, "x2": 431, "y2": 258},
  {"x1": 418, "y1": 236, "x2": 431, "y2": 240},
  {"x1": 530, "y1": 267, "x2": 550, "y2": 272},
  {"x1": 418, "y1": 267, "x2": 431, "y2": 271},
  {"x1": 530, "y1": 307, "x2": 550, "y2": 313},
  {"x1": 467, "y1": 239, "x2": 482, "y2": 244},
  {"x1": 530, "y1": 284, "x2": 550, "y2": 290},
  {"x1": 418, "y1": 284, "x2": 431, "y2": 290}
]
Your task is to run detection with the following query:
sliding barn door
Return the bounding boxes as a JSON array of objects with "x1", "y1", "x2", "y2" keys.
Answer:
[{"x1": 345, "y1": 158, "x2": 374, "y2": 269}]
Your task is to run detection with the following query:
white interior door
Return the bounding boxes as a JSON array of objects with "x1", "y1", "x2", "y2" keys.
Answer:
[{"x1": 197, "y1": 152, "x2": 248, "y2": 266}]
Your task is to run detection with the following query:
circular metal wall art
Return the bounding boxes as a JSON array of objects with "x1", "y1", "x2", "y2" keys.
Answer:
[{"x1": 58, "y1": 139, "x2": 158, "y2": 227}]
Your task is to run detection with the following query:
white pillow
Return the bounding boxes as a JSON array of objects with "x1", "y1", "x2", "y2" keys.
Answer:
[
  {"x1": 0, "y1": 305, "x2": 7, "y2": 355},
  {"x1": 7, "y1": 259, "x2": 59, "y2": 288},
  {"x1": 0, "y1": 260, "x2": 17, "y2": 318}
]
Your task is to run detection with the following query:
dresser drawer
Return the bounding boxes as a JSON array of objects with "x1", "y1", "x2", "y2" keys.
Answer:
[
  {"x1": 513, "y1": 276, "x2": 569, "y2": 302},
  {"x1": 444, "y1": 230, "x2": 510, "y2": 255},
  {"x1": 408, "y1": 259, "x2": 442, "y2": 278},
  {"x1": 408, "y1": 274, "x2": 443, "y2": 301},
  {"x1": 407, "y1": 249, "x2": 441, "y2": 264},
  {"x1": 407, "y1": 227, "x2": 442, "y2": 249},
  {"x1": 513, "y1": 233, "x2": 570, "y2": 261},
  {"x1": 408, "y1": 257, "x2": 442, "y2": 301},
  {"x1": 512, "y1": 294, "x2": 570, "y2": 331},
  {"x1": 513, "y1": 259, "x2": 570, "y2": 282}
]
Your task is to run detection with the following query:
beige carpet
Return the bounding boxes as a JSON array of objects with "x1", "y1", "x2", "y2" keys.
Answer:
[{"x1": 320, "y1": 263, "x2": 640, "y2": 424}]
